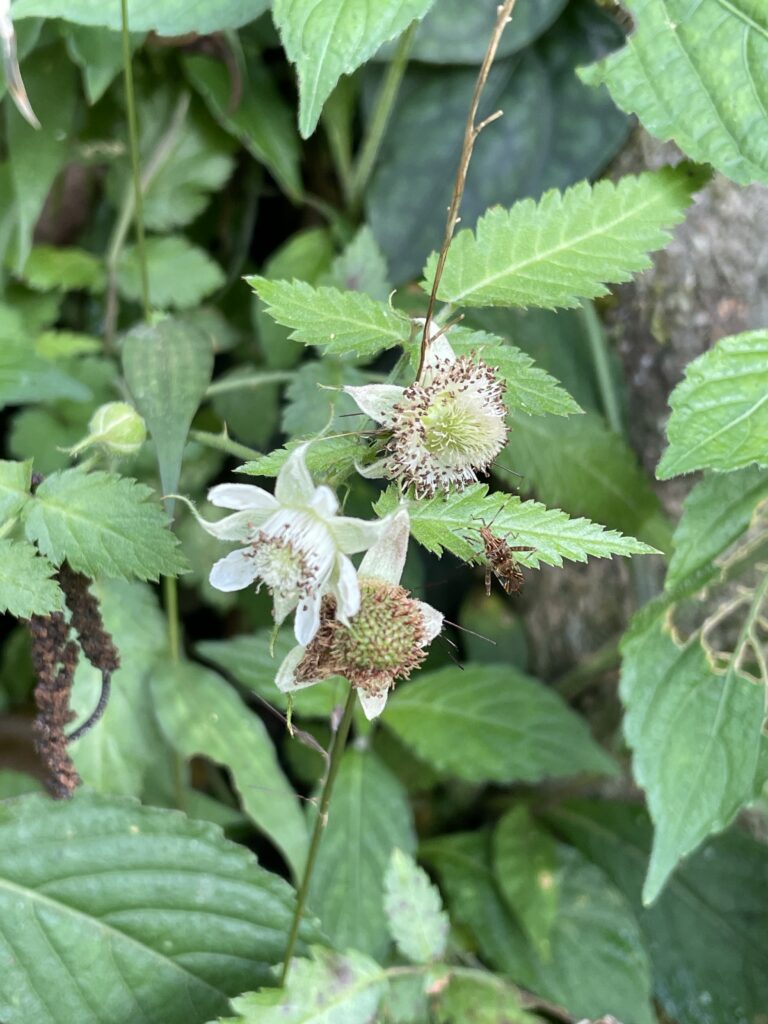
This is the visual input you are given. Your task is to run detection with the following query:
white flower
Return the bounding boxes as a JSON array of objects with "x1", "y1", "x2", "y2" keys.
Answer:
[
  {"x1": 276, "y1": 508, "x2": 443, "y2": 720},
  {"x1": 189, "y1": 444, "x2": 390, "y2": 645},
  {"x1": 344, "y1": 320, "x2": 508, "y2": 498},
  {"x1": 0, "y1": 0, "x2": 39, "y2": 128}
]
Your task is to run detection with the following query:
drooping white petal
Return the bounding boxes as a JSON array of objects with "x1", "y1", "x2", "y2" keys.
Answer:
[
  {"x1": 331, "y1": 554, "x2": 361, "y2": 625},
  {"x1": 209, "y1": 549, "x2": 259, "y2": 592},
  {"x1": 274, "y1": 443, "x2": 315, "y2": 506},
  {"x1": 423, "y1": 332, "x2": 456, "y2": 371},
  {"x1": 275, "y1": 645, "x2": 313, "y2": 692},
  {"x1": 356, "y1": 687, "x2": 389, "y2": 720},
  {"x1": 295, "y1": 592, "x2": 322, "y2": 645},
  {"x1": 358, "y1": 508, "x2": 409, "y2": 584},
  {"x1": 331, "y1": 513, "x2": 392, "y2": 555},
  {"x1": 196, "y1": 508, "x2": 265, "y2": 542},
  {"x1": 207, "y1": 482, "x2": 278, "y2": 514},
  {"x1": 273, "y1": 589, "x2": 299, "y2": 627},
  {"x1": 309, "y1": 484, "x2": 338, "y2": 518},
  {"x1": 354, "y1": 457, "x2": 389, "y2": 480},
  {"x1": 343, "y1": 384, "x2": 403, "y2": 425},
  {"x1": 415, "y1": 601, "x2": 444, "y2": 644}
]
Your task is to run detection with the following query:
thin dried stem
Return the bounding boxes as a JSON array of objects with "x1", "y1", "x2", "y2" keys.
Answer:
[{"x1": 417, "y1": 0, "x2": 518, "y2": 378}]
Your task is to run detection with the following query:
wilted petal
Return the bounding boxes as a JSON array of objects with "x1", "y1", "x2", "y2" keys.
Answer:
[
  {"x1": 357, "y1": 687, "x2": 389, "y2": 721},
  {"x1": 275, "y1": 443, "x2": 315, "y2": 506},
  {"x1": 275, "y1": 645, "x2": 315, "y2": 692},
  {"x1": 354, "y1": 457, "x2": 389, "y2": 480},
  {"x1": 295, "y1": 591, "x2": 322, "y2": 645},
  {"x1": 331, "y1": 513, "x2": 391, "y2": 554},
  {"x1": 309, "y1": 484, "x2": 338, "y2": 518},
  {"x1": 415, "y1": 601, "x2": 444, "y2": 644},
  {"x1": 331, "y1": 555, "x2": 361, "y2": 625},
  {"x1": 209, "y1": 549, "x2": 259, "y2": 592},
  {"x1": 343, "y1": 384, "x2": 403, "y2": 424},
  {"x1": 207, "y1": 482, "x2": 277, "y2": 514},
  {"x1": 358, "y1": 508, "x2": 409, "y2": 584}
]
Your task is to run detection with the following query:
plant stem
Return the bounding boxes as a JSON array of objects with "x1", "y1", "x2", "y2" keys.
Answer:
[
  {"x1": 417, "y1": 0, "x2": 518, "y2": 378},
  {"x1": 188, "y1": 429, "x2": 264, "y2": 463},
  {"x1": 280, "y1": 685, "x2": 357, "y2": 985},
  {"x1": 120, "y1": 0, "x2": 149, "y2": 321},
  {"x1": 349, "y1": 21, "x2": 417, "y2": 208},
  {"x1": 579, "y1": 300, "x2": 622, "y2": 434},
  {"x1": 205, "y1": 371, "x2": 294, "y2": 397}
]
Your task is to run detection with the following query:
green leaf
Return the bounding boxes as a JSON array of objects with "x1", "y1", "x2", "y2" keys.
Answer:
[
  {"x1": 183, "y1": 53, "x2": 302, "y2": 202},
  {"x1": 35, "y1": 330, "x2": 101, "y2": 360},
  {"x1": 13, "y1": 0, "x2": 270, "y2": 33},
  {"x1": 329, "y1": 226, "x2": 390, "y2": 301},
  {"x1": 0, "y1": 771, "x2": 42, "y2": 799},
  {"x1": 18, "y1": 245, "x2": 106, "y2": 292},
  {"x1": 376, "y1": 0, "x2": 566, "y2": 63},
  {"x1": 22, "y1": 468, "x2": 188, "y2": 581},
  {"x1": 0, "y1": 315, "x2": 90, "y2": 409},
  {"x1": 423, "y1": 831, "x2": 655, "y2": 1024},
  {"x1": 0, "y1": 539, "x2": 63, "y2": 617},
  {"x1": 223, "y1": 948, "x2": 387, "y2": 1023},
  {"x1": 374, "y1": 483, "x2": 656, "y2": 568},
  {"x1": 63, "y1": 24, "x2": 137, "y2": 105},
  {"x1": 0, "y1": 458, "x2": 31, "y2": 522},
  {"x1": 579, "y1": 0, "x2": 768, "y2": 187},
  {"x1": 492, "y1": 806, "x2": 560, "y2": 958},
  {"x1": 69, "y1": 580, "x2": 168, "y2": 796},
  {"x1": 282, "y1": 359, "x2": 368, "y2": 437},
  {"x1": 384, "y1": 665, "x2": 616, "y2": 783},
  {"x1": 247, "y1": 276, "x2": 411, "y2": 358},
  {"x1": 272, "y1": 0, "x2": 438, "y2": 138},
  {"x1": 122, "y1": 317, "x2": 213, "y2": 503},
  {"x1": 0, "y1": 792, "x2": 318, "y2": 1024},
  {"x1": 433, "y1": 973, "x2": 539, "y2": 1024},
  {"x1": 666, "y1": 467, "x2": 768, "y2": 592},
  {"x1": 118, "y1": 236, "x2": 225, "y2": 310},
  {"x1": 308, "y1": 749, "x2": 416, "y2": 958},
  {"x1": 368, "y1": 2, "x2": 628, "y2": 282},
  {"x1": 447, "y1": 328, "x2": 582, "y2": 417},
  {"x1": 151, "y1": 660, "x2": 309, "y2": 878},
  {"x1": 424, "y1": 165, "x2": 705, "y2": 309},
  {"x1": 550, "y1": 800, "x2": 768, "y2": 1024},
  {"x1": 241, "y1": 434, "x2": 367, "y2": 482},
  {"x1": 657, "y1": 330, "x2": 768, "y2": 479},
  {"x1": 6, "y1": 46, "x2": 78, "y2": 270},
  {"x1": 383, "y1": 848, "x2": 448, "y2": 963},
  {"x1": 502, "y1": 410, "x2": 667, "y2": 547},
  {"x1": 620, "y1": 613, "x2": 765, "y2": 904}
]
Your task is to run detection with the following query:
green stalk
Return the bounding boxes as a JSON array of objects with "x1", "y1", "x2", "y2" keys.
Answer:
[
  {"x1": 205, "y1": 371, "x2": 295, "y2": 397},
  {"x1": 188, "y1": 429, "x2": 264, "y2": 463},
  {"x1": 280, "y1": 685, "x2": 357, "y2": 984},
  {"x1": 349, "y1": 21, "x2": 417, "y2": 208},
  {"x1": 580, "y1": 300, "x2": 622, "y2": 434},
  {"x1": 120, "y1": 0, "x2": 150, "y2": 320}
]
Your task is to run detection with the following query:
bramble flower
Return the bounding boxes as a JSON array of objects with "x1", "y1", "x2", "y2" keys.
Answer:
[
  {"x1": 344, "y1": 320, "x2": 508, "y2": 498},
  {"x1": 276, "y1": 509, "x2": 443, "y2": 719},
  {"x1": 188, "y1": 445, "x2": 391, "y2": 645}
]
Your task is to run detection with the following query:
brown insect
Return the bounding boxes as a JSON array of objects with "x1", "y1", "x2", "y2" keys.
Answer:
[{"x1": 467, "y1": 502, "x2": 535, "y2": 596}]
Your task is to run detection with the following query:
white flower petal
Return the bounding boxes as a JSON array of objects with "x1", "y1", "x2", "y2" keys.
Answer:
[
  {"x1": 197, "y1": 509, "x2": 263, "y2": 542},
  {"x1": 295, "y1": 592, "x2": 322, "y2": 645},
  {"x1": 332, "y1": 555, "x2": 361, "y2": 624},
  {"x1": 275, "y1": 443, "x2": 315, "y2": 506},
  {"x1": 415, "y1": 601, "x2": 444, "y2": 644},
  {"x1": 310, "y1": 484, "x2": 338, "y2": 518},
  {"x1": 357, "y1": 687, "x2": 389, "y2": 720},
  {"x1": 343, "y1": 384, "x2": 403, "y2": 425},
  {"x1": 331, "y1": 513, "x2": 391, "y2": 555},
  {"x1": 209, "y1": 549, "x2": 259, "y2": 592},
  {"x1": 358, "y1": 508, "x2": 409, "y2": 584},
  {"x1": 207, "y1": 482, "x2": 277, "y2": 513},
  {"x1": 423, "y1": 332, "x2": 456, "y2": 370},
  {"x1": 276, "y1": 645, "x2": 311, "y2": 692},
  {"x1": 354, "y1": 457, "x2": 389, "y2": 480}
]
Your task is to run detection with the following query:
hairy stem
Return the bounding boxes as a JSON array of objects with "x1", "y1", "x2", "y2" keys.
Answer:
[
  {"x1": 188, "y1": 429, "x2": 264, "y2": 463},
  {"x1": 349, "y1": 21, "x2": 417, "y2": 208},
  {"x1": 205, "y1": 371, "x2": 295, "y2": 397},
  {"x1": 280, "y1": 685, "x2": 357, "y2": 984},
  {"x1": 120, "y1": 0, "x2": 149, "y2": 321},
  {"x1": 417, "y1": 0, "x2": 518, "y2": 378}
]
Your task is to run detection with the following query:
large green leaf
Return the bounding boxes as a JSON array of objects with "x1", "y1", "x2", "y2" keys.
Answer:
[
  {"x1": 122, "y1": 317, "x2": 213, "y2": 504},
  {"x1": 383, "y1": 848, "x2": 448, "y2": 964},
  {"x1": 550, "y1": 800, "x2": 768, "y2": 1024},
  {"x1": 22, "y1": 468, "x2": 188, "y2": 581},
  {"x1": 247, "y1": 276, "x2": 411, "y2": 358},
  {"x1": 368, "y1": 1, "x2": 628, "y2": 281},
  {"x1": 118, "y1": 236, "x2": 225, "y2": 310},
  {"x1": 13, "y1": 0, "x2": 270, "y2": 33},
  {"x1": 384, "y1": 665, "x2": 616, "y2": 783},
  {"x1": 0, "y1": 792, "x2": 317, "y2": 1024},
  {"x1": 657, "y1": 330, "x2": 768, "y2": 479},
  {"x1": 221, "y1": 948, "x2": 387, "y2": 1023},
  {"x1": 0, "y1": 540, "x2": 63, "y2": 617},
  {"x1": 308, "y1": 749, "x2": 416, "y2": 959},
  {"x1": 272, "y1": 0, "x2": 437, "y2": 138},
  {"x1": 69, "y1": 580, "x2": 169, "y2": 796},
  {"x1": 579, "y1": 0, "x2": 768, "y2": 186},
  {"x1": 183, "y1": 53, "x2": 302, "y2": 202},
  {"x1": 375, "y1": 483, "x2": 656, "y2": 567},
  {"x1": 151, "y1": 659, "x2": 309, "y2": 878},
  {"x1": 666, "y1": 467, "x2": 768, "y2": 591},
  {"x1": 425, "y1": 165, "x2": 704, "y2": 308},
  {"x1": 620, "y1": 613, "x2": 765, "y2": 904},
  {"x1": 423, "y1": 831, "x2": 655, "y2": 1024},
  {"x1": 6, "y1": 46, "x2": 78, "y2": 270}
]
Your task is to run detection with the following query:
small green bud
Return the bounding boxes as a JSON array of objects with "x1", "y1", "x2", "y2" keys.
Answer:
[{"x1": 68, "y1": 401, "x2": 146, "y2": 458}]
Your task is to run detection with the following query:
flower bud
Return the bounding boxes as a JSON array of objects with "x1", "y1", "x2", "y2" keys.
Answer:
[{"x1": 68, "y1": 402, "x2": 146, "y2": 458}]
